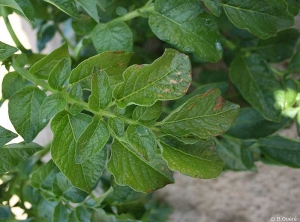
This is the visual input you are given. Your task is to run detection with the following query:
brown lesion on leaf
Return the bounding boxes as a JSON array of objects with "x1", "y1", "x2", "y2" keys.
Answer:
[
  {"x1": 113, "y1": 50, "x2": 123, "y2": 54},
  {"x1": 213, "y1": 96, "x2": 226, "y2": 111},
  {"x1": 169, "y1": 79, "x2": 178, "y2": 84},
  {"x1": 201, "y1": 88, "x2": 216, "y2": 98},
  {"x1": 135, "y1": 64, "x2": 144, "y2": 69},
  {"x1": 163, "y1": 89, "x2": 171, "y2": 93},
  {"x1": 119, "y1": 62, "x2": 124, "y2": 67},
  {"x1": 188, "y1": 103, "x2": 196, "y2": 110}
]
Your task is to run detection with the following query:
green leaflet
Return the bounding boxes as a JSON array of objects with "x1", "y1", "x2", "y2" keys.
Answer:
[
  {"x1": 8, "y1": 86, "x2": 47, "y2": 142},
  {"x1": 1, "y1": 71, "x2": 25, "y2": 100},
  {"x1": 37, "y1": 199, "x2": 57, "y2": 221},
  {"x1": 88, "y1": 68, "x2": 112, "y2": 111},
  {"x1": 75, "y1": 0, "x2": 99, "y2": 22},
  {"x1": 108, "y1": 117, "x2": 124, "y2": 137},
  {"x1": 222, "y1": 0, "x2": 295, "y2": 39},
  {"x1": 255, "y1": 29, "x2": 300, "y2": 62},
  {"x1": 76, "y1": 206, "x2": 91, "y2": 222},
  {"x1": 159, "y1": 137, "x2": 223, "y2": 178},
  {"x1": 289, "y1": 49, "x2": 300, "y2": 73},
  {"x1": 283, "y1": 78, "x2": 298, "y2": 108},
  {"x1": 132, "y1": 102, "x2": 162, "y2": 126},
  {"x1": 48, "y1": 58, "x2": 71, "y2": 90},
  {"x1": 285, "y1": 0, "x2": 300, "y2": 16},
  {"x1": 0, "y1": 126, "x2": 18, "y2": 147},
  {"x1": 202, "y1": 0, "x2": 221, "y2": 16},
  {"x1": 75, "y1": 116, "x2": 109, "y2": 164},
  {"x1": 149, "y1": 0, "x2": 223, "y2": 62},
  {"x1": 53, "y1": 202, "x2": 68, "y2": 222},
  {"x1": 107, "y1": 139, "x2": 174, "y2": 193},
  {"x1": 229, "y1": 54, "x2": 284, "y2": 122},
  {"x1": 0, "y1": 41, "x2": 18, "y2": 60},
  {"x1": 126, "y1": 125, "x2": 156, "y2": 161},
  {"x1": 39, "y1": 93, "x2": 67, "y2": 123},
  {"x1": 72, "y1": 15, "x2": 97, "y2": 35},
  {"x1": 30, "y1": 43, "x2": 69, "y2": 79},
  {"x1": 69, "y1": 51, "x2": 132, "y2": 87},
  {"x1": 0, "y1": 142, "x2": 42, "y2": 175},
  {"x1": 92, "y1": 22, "x2": 133, "y2": 53},
  {"x1": 44, "y1": 0, "x2": 79, "y2": 18},
  {"x1": 113, "y1": 49, "x2": 191, "y2": 108},
  {"x1": 226, "y1": 108, "x2": 297, "y2": 139},
  {"x1": 51, "y1": 111, "x2": 107, "y2": 192},
  {"x1": 69, "y1": 83, "x2": 83, "y2": 100},
  {"x1": 0, "y1": 0, "x2": 35, "y2": 21},
  {"x1": 259, "y1": 136, "x2": 300, "y2": 168},
  {"x1": 161, "y1": 88, "x2": 239, "y2": 139}
]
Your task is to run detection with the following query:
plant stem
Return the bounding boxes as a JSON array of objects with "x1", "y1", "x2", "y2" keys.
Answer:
[{"x1": 3, "y1": 15, "x2": 27, "y2": 53}]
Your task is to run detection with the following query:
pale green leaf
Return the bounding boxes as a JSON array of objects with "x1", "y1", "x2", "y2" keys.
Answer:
[
  {"x1": 53, "y1": 202, "x2": 68, "y2": 222},
  {"x1": 1, "y1": 71, "x2": 25, "y2": 100},
  {"x1": 75, "y1": 115, "x2": 109, "y2": 164},
  {"x1": 69, "y1": 103, "x2": 84, "y2": 115},
  {"x1": 161, "y1": 88, "x2": 239, "y2": 139},
  {"x1": 44, "y1": 0, "x2": 79, "y2": 18},
  {"x1": 0, "y1": 0, "x2": 34, "y2": 21},
  {"x1": 51, "y1": 111, "x2": 107, "y2": 192},
  {"x1": 159, "y1": 137, "x2": 223, "y2": 178},
  {"x1": 283, "y1": 78, "x2": 298, "y2": 108},
  {"x1": 149, "y1": 0, "x2": 223, "y2": 62},
  {"x1": 107, "y1": 139, "x2": 174, "y2": 193},
  {"x1": 126, "y1": 125, "x2": 156, "y2": 161},
  {"x1": 30, "y1": 43, "x2": 69, "y2": 79},
  {"x1": 202, "y1": 0, "x2": 221, "y2": 16},
  {"x1": 92, "y1": 22, "x2": 133, "y2": 53},
  {"x1": 48, "y1": 58, "x2": 71, "y2": 90},
  {"x1": 259, "y1": 135, "x2": 300, "y2": 168},
  {"x1": 229, "y1": 54, "x2": 284, "y2": 122},
  {"x1": 76, "y1": 0, "x2": 99, "y2": 22},
  {"x1": 0, "y1": 126, "x2": 18, "y2": 147},
  {"x1": 113, "y1": 49, "x2": 191, "y2": 108},
  {"x1": 8, "y1": 86, "x2": 47, "y2": 142},
  {"x1": 0, "y1": 41, "x2": 18, "y2": 60},
  {"x1": 69, "y1": 83, "x2": 83, "y2": 100},
  {"x1": 0, "y1": 142, "x2": 42, "y2": 175},
  {"x1": 88, "y1": 68, "x2": 112, "y2": 111},
  {"x1": 132, "y1": 102, "x2": 162, "y2": 126},
  {"x1": 69, "y1": 51, "x2": 132, "y2": 87},
  {"x1": 108, "y1": 117, "x2": 124, "y2": 137},
  {"x1": 39, "y1": 93, "x2": 67, "y2": 123},
  {"x1": 222, "y1": 0, "x2": 294, "y2": 39}
]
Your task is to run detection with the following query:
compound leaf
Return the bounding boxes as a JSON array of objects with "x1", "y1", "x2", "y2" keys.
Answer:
[
  {"x1": 8, "y1": 86, "x2": 47, "y2": 142},
  {"x1": 222, "y1": 0, "x2": 295, "y2": 39},
  {"x1": 161, "y1": 88, "x2": 239, "y2": 139},
  {"x1": 159, "y1": 137, "x2": 223, "y2": 178},
  {"x1": 113, "y1": 49, "x2": 191, "y2": 108},
  {"x1": 0, "y1": 126, "x2": 18, "y2": 147},
  {"x1": 92, "y1": 22, "x2": 133, "y2": 53},
  {"x1": 229, "y1": 54, "x2": 284, "y2": 122},
  {"x1": 107, "y1": 139, "x2": 174, "y2": 193},
  {"x1": 149, "y1": 0, "x2": 223, "y2": 62},
  {"x1": 0, "y1": 41, "x2": 18, "y2": 60}
]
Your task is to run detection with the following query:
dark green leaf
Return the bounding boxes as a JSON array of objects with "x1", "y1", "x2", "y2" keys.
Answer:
[
  {"x1": 113, "y1": 49, "x2": 191, "y2": 108},
  {"x1": 51, "y1": 111, "x2": 107, "y2": 192},
  {"x1": 283, "y1": 78, "x2": 298, "y2": 108},
  {"x1": 53, "y1": 202, "x2": 68, "y2": 222},
  {"x1": 0, "y1": 0, "x2": 34, "y2": 21},
  {"x1": 8, "y1": 86, "x2": 47, "y2": 142},
  {"x1": 37, "y1": 199, "x2": 57, "y2": 222},
  {"x1": 259, "y1": 135, "x2": 300, "y2": 168},
  {"x1": 132, "y1": 102, "x2": 162, "y2": 126},
  {"x1": 108, "y1": 117, "x2": 124, "y2": 137},
  {"x1": 0, "y1": 205, "x2": 11, "y2": 220},
  {"x1": 48, "y1": 57, "x2": 71, "y2": 90},
  {"x1": 69, "y1": 83, "x2": 83, "y2": 100},
  {"x1": 44, "y1": 0, "x2": 79, "y2": 18},
  {"x1": 72, "y1": 14, "x2": 97, "y2": 35},
  {"x1": 91, "y1": 209, "x2": 116, "y2": 222},
  {"x1": 0, "y1": 125, "x2": 18, "y2": 147},
  {"x1": 107, "y1": 139, "x2": 174, "y2": 193},
  {"x1": 202, "y1": 0, "x2": 221, "y2": 16},
  {"x1": 0, "y1": 41, "x2": 18, "y2": 60},
  {"x1": 37, "y1": 23, "x2": 56, "y2": 51},
  {"x1": 149, "y1": 0, "x2": 223, "y2": 62},
  {"x1": 255, "y1": 29, "x2": 299, "y2": 62},
  {"x1": 286, "y1": 0, "x2": 300, "y2": 16},
  {"x1": 126, "y1": 125, "x2": 156, "y2": 161},
  {"x1": 92, "y1": 21, "x2": 133, "y2": 53},
  {"x1": 75, "y1": 115, "x2": 109, "y2": 164},
  {"x1": 39, "y1": 93, "x2": 67, "y2": 123},
  {"x1": 226, "y1": 108, "x2": 297, "y2": 139},
  {"x1": 161, "y1": 88, "x2": 239, "y2": 139},
  {"x1": 229, "y1": 54, "x2": 284, "y2": 122},
  {"x1": 69, "y1": 51, "x2": 132, "y2": 87},
  {"x1": 75, "y1": 206, "x2": 91, "y2": 222},
  {"x1": 1, "y1": 71, "x2": 25, "y2": 99},
  {"x1": 0, "y1": 142, "x2": 42, "y2": 175},
  {"x1": 76, "y1": 0, "x2": 99, "y2": 22},
  {"x1": 289, "y1": 48, "x2": 300, "y2": 73},
  {"x1": 159, "y1": 137, "x2": 223, "y2": 178},
  {"x1": 31, "y1": 160, "x2": 60, "y2": 190},
  {"x1": 88, "y1": 68, "x2": 112, "y2": 111},
  {"x1": 222, "y1": 0, "x2": 294, "y2": 39},
  {"x1": 30, "y1": 43, "x2": 69, "y2": 79}
]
